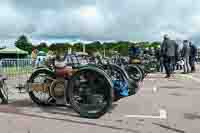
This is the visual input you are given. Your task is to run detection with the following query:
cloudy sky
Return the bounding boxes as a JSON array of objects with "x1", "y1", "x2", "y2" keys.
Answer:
[{"x1": 0, "y1": 0, "x2": 200, "y2": 46}]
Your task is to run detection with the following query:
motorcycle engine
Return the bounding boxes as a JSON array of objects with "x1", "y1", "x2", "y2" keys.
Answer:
[{"x1": 50, "y1": 79, "x2": 65, "y2": 99}]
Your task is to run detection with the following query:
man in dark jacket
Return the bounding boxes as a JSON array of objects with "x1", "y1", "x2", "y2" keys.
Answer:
[
  {"x1": 161, "y1": 34, "x2": 176, "y2": 78},
  {"x1": 189, "y1": 41, "x2": 197, "y2": 72}
]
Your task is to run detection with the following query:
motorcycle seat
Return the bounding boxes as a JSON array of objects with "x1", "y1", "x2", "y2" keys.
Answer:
[
  {"x1": 55, "y1": 66, "x2": 73, "y2": 78},
  {"x1": 54, "y1": 60, "x2": 66, "y2": 68}
]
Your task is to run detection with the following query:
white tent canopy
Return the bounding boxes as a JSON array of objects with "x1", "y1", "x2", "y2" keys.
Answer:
[{"x1": 0, "y1": 47, "x2": 28, "y2": 54}]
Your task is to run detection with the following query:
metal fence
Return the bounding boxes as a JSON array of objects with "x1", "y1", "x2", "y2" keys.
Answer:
[{"x1": 0, "y1": 58, "x2": 33, "y2": 89}]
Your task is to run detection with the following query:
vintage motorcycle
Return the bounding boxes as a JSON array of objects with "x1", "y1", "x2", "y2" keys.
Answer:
[
  {"x1": 27, "y1": 54, "x2": 113, "y2": 118},
  {"x1": 27, "y1": 54, "x2": 140, "y2": 118},
  {"x1": 111, "y1": 54, "x2": 144, "y2": 82},
  {"x1": 129, "y1": 54, "x2": 159, "y2": 79}
]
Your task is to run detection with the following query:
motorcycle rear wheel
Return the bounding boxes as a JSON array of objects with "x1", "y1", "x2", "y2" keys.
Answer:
[{"x1": 67, "y1": 67, "x2": 113, "y2": 119}]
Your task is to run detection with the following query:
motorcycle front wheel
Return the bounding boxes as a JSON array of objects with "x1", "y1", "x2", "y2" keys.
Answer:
[{"x1": 28, "y1": 69, "x2": 55, "y2": 106}]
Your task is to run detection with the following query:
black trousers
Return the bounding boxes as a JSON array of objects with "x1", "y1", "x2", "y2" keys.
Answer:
[
  {"x1": 163, "y1": 56, "x2": 174, "y2": 76},
  {"x1": 189, "y1": 57, "x2": 196, "y2": 72},
  {"x1": 171, "y1": 57, "x2": 176, "y2": 71}
]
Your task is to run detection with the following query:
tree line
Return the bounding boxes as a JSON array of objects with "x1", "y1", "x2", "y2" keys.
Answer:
[{"x1": 14, "y1": 35, "x2": 161, "y2": 56}]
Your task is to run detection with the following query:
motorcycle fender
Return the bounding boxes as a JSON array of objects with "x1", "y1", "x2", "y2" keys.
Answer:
[
  {"x1": 32, "y1": 67, "x2": 53, "y2": 73},
  {"x1": 77, "y1": 66, "x2": 113, "y2": 88}
]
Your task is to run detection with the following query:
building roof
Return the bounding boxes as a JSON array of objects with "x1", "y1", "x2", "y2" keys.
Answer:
[{"x1": 0, "y1": 47, "x2": 28, "y2": 54}]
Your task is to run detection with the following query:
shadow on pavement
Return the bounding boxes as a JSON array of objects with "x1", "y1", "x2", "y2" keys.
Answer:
[
  {"x1": 184, "y1": 113, "x2": 200, "y2": 120},
  {"x1": 0, "y1": 100, "x2": 132, "y2": 132},
  {"x1": 153, "y1": 123, "x2": 185, "y2": 133},
  {"x1": 0, "y1": 104, "x2": 138, "y2": 133},
  {"x1": 159, "y1": 86, "x2": 183, "y2": 89}
]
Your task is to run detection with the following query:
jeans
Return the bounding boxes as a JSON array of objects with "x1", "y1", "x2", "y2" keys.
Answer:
[
  {"x1": 183, "y1": 57, "x2": 190, "y2": 73},
  {"x1": 160, "y1": 58, "x2": 164, "y2": 72},
  {"x1": 163, "y1": 56, "x2": 173, "y2": 76},
  {"x1": 32, "y1": 60, "x2": 36, "y2": 68}
]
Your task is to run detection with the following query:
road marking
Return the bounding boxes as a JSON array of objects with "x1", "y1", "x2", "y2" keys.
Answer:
[
  {"x1": 144, "y1": 78, "x2": 156, "y2": 81},
  {"x1": 153, "y1": 86, "x2": 158, "y2": 93},
  {"x1": 139, "y1": 87, "x2": 157, "y2": 92},
  {"x1": 124, "y1": 109, "x2": 167, "y2": 120}
]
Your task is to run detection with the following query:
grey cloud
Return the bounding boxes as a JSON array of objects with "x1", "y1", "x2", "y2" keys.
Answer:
[{"x1": 0, "y1": 0, "x2": 200, "y2": 46}]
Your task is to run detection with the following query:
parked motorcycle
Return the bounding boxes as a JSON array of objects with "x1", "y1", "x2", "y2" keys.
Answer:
[
  {"x1": 27, "y1": 54, "x2": 113, "y2": 118},
  {"x1": 27, "y1": 54, "x2": 140, "y2": 118},
  {"x1": 111, "y1": 54, "x2": 144, "y2": 82},
  {"x1": 129, "y1": 54, "x2": 159, "y2": 78}
]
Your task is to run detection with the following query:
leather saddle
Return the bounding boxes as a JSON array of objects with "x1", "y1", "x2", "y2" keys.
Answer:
[{"x1": 54, "y1": 60, "x2": 73, "y2": 78}]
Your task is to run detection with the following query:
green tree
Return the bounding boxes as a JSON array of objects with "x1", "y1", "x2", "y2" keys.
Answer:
[
  {"x1": 49, "y1": 43, "x2": 57, "y2": 51},
  {"x1": 86, "y1": 41, "x2": 102, "y2": 55},
  {"x1": 36, "y1": 42, "x2": 49, "y2": 53},
  {"x1": 151, "y1": 41, "x2": 161, "y2": 49},
  {"x1": 116, "y1": 41, "x2": 129, "y2": 56},
  {"x1": 15, "y1": 35, "x2": 33, "y2": 54},
  {"x1": 0, "y1": 46, "x2": 6, "y2": 50},
  {"x1": 73, "y1": 43, "x2": 82, "y2": 52}
]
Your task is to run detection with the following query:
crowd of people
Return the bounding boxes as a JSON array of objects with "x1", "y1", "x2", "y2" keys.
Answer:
[{"x1": 158, "y1": 34, "x2": 198, "y2": 78}]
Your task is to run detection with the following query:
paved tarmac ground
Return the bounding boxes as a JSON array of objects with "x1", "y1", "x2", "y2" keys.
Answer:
[{"x1": 0, "y1": 65, "x2": 200, "y2": 133}]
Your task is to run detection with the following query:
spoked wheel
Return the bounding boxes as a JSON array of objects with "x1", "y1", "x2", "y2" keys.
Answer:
[
  {"x1": 101, "y1": 64, "x2": 127, "y2": 80},
  {"x1": 149, "y1": 61, "x2": 159, "y2": 73},
  {"x1": 0, "y1": 80, "x2": 8, "y2": 104},
  {"x1": 67, "y1": 68, "x2": 113, "y2": 119},
  {"x1": 28, "y1": 69, "x2": 55, "y2": 106},
  {"x1": 136, "y1": 65, "x2": 146, "y2": 80},
  {"x1": 125, "y1": 65, "x2": 143, "y2": 82},
  {"x1": 144, "y1": 63, "x2": 157, "y2": 74}
]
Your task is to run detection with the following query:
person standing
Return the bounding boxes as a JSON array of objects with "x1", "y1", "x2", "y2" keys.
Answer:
[
  {"x1": 181, "y1": 40, "x2": 191, "y2": 73},
  {"x1": 189, "y1": 41, "x2": 197, "y2": 72},
  {"x1": 174, "y1": 42, "x2": 179, "y2": 71},
  {"x1": 46, "y1": 50, "x2": 55, "y2": 67},
  {"x1": 176, "y1": 44, "x2": 183, "y2": 70},
  {"x1": 161, "y1": 34, "x2": 176, "y2": 78},
  {"x1": 31, "y1": 48, "x2": 38, "y2": 68}
]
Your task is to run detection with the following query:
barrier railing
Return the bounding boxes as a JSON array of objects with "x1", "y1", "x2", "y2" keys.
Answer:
[{"x1": 0, "y1": 58, "x2": 33, "y2": 89}]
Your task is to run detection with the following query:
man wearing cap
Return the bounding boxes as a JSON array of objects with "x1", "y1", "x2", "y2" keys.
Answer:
[{"x1": 161, "y1": 35, "x2": 177, "y2": 78}]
